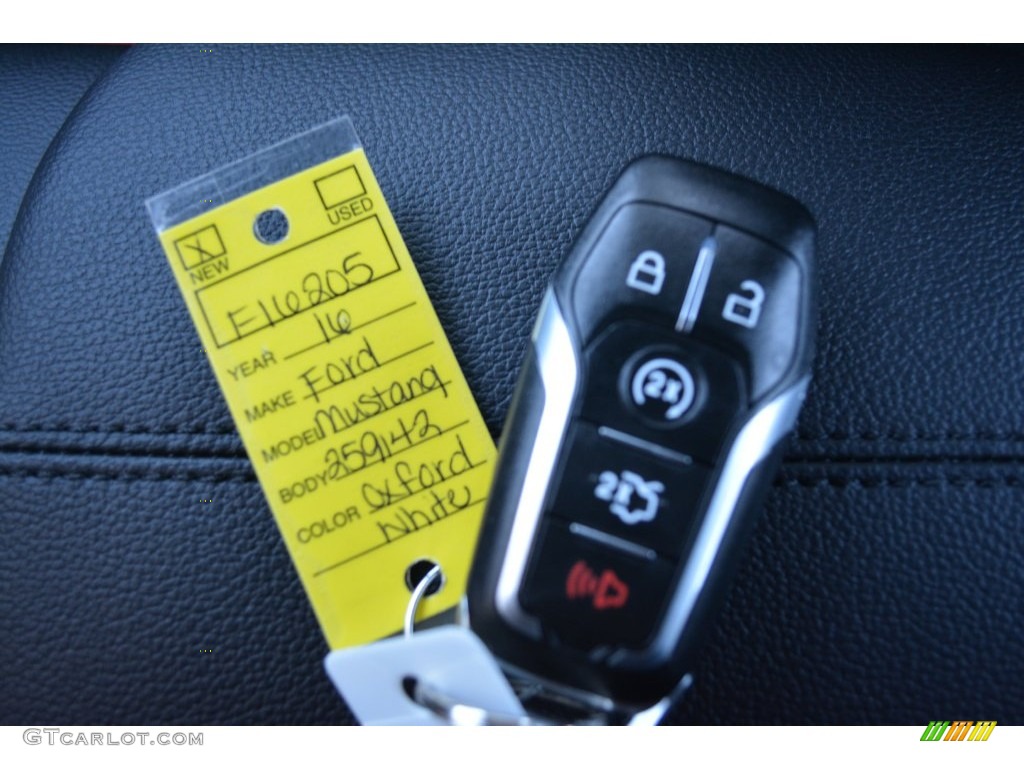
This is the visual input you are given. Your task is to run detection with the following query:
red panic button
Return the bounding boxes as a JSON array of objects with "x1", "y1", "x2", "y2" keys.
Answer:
[
  {"x1": 519, "y1": 520, "x2": 675, "y2": 650},
  {"x1": 565, "y1": 560, "x2": 630, "y2": 610}
]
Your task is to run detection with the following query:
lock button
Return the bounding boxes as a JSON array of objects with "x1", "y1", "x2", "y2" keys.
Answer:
[
  {"x1": 570, "y1": 203, "x2": 713, "y2": 342},
  {"x1": 626, "y1": 250, "x2": 667, "y2": 296},
  {"x1": 694, "y1": 226, "x2": 803, "y2": 400}
]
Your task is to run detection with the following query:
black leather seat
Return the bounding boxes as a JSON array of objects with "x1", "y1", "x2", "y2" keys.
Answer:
[
  {"x1": 0, "y1": 45, "x2": 123, "y2": 258},
  {"x1": 1, "y1": 44, "x2": 1022, "y2": 724}
]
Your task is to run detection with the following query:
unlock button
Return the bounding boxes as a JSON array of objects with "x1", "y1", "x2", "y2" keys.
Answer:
[
  {"x1": 722, "y1": 280, "x2": 766, "y2": 329},
  {"x1": 696, "y1": 226, "x2": 803, "y2": 399}
]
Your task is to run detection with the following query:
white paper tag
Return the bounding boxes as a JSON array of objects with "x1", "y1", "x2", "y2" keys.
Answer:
[{"x1": 324, "y1": 626, "x2": 526, "y2": 725}]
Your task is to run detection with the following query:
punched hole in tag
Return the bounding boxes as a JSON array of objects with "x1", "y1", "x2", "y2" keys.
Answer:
[
  {"x1": 253, "y1": 207, "x2": 289, "y2": 244},
  {"x1": 404, "y1": 559, "x2": 444, "y2": 597},
  {"x1": 403, "y1": 559, "x2": 445, "y2": 639}
]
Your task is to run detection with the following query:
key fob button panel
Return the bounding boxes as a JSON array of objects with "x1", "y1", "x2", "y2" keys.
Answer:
[{"x1": 467, "y1": 156, "x2": 816, "y2": 707}]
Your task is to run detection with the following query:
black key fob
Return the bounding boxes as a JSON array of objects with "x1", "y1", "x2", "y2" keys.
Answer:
[{"x1": 468, "y1": 156, "x2": 816, "y2": 712}]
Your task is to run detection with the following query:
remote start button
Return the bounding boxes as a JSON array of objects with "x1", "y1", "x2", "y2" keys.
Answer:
[{"x1": 627, "y1": 353, "x2": 697, "y2": 423}]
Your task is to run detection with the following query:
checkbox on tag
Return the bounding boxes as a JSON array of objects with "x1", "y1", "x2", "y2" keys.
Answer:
[
  {"x1": 314, "y1": 165, "x2": 366, "y2": 210},
  {"x1": 173, "y1": 224, "x2": 226, "y2": 271}
]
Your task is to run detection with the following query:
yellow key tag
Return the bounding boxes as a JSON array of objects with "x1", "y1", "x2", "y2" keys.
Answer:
[{"x1": 146, "y1": 118, "x2": 495, "y2": 649}]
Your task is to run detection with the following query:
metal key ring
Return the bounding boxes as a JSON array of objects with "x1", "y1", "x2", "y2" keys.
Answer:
[
  {"x1": 401, "y1": 564, "x2": 553, "y2": 725},
  {"x1": 399, "y1": 562, "x2": 639, "y2": 726},
  {"x1": 408, "y1": 677, "x2": 545, "y2": 726}
]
